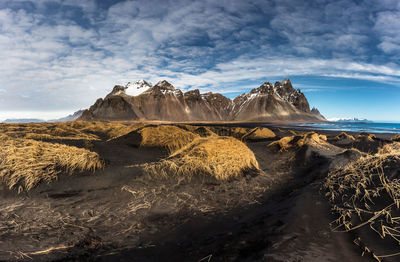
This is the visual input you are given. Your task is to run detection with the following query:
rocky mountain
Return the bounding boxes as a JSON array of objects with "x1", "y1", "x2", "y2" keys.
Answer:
[
  {"x1": 52, "y1": 110, "x2": 85, "y2": 122},
  {"x1": 2, "y1": 118, "x2": 45, "y2": 123},
  {"x1": 111, "y1": 80, "x2": 152, "y2": 97},
  {"x1": 328, "y1": 117, "x2": 372, "y2": 123},
  {"x1": 311, "y1": 107, "x2": 326, "y2": 120},
  {"x1": 79, "y1": 79, "x2": 325, "y2": 122}
]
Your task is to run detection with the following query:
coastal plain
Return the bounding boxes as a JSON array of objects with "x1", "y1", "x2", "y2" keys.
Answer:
[{"x1": 0, "y1": 121, "x2": 398, "y2": 262}]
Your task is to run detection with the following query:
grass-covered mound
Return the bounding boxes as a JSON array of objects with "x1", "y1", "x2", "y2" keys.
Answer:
[
  {"x1": 140, "y1": 125, "x2": 200, "y2": 152},
  {"x1": 334, "y1": 132, "x2": 355, "y2": 141},
  {"x1": 356, "y1": 132, "x2": 376, "y2": 141},
  {"x1": 0, "y1": 122, "x2": 98, "y2": 140},
  {"x1": 324, "y1": 142, "x2": 400, "y2": 261},
  {"x1": 0, "y1": 121, "x2": 145, "y2": 141},
  {"x1": 268, "y1": 132, "x2": 330, "y2": 152},
  {"x1": 0, "y1": 135, "x2": 104, "y2": 191},
  {"x1": 230, "y1": 127, "x2": 250, "y2": 138},
  {"x1": 242, "y1": 127, "x2": 275, "y2": 141},
  {"x1": 392, "y1": 134, "x2": 400, "y2": 142},
  {"x1": 143, "y1": 136, "x2": 259, "y2": 180},
  {"x1": 177, "y1": 125, "x2": 217, "y2": 137}
]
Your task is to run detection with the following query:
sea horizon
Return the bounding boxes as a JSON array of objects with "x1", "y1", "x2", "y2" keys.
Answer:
[{"x1": 280, "y1": 121, "x2": 400, "y2": 134}]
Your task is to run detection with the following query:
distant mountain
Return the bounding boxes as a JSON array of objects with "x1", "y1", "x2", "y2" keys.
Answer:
[
  {"x1": 2, "y1": 110, "x2": 85, "y2": 124},
  {"x1": 311, "y1": 107, "x2": 326, "y2": 120},
  {"x1": 329, "y1": 117, "x2": 372, "y2": 123},
  {"x1": 80, "y1": 79, "x2": 325, "y2": 122},
  {"x1": 3, "y1": 118, "x2": 45, "y2": 123},
  {"x1": 52, "y1": 110, "x2": 85, "y2": 122}
]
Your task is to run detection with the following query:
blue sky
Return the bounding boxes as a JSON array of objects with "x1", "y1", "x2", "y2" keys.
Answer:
[{"x1": 0, "y1": 0, "x2": 400, "y2": 121}]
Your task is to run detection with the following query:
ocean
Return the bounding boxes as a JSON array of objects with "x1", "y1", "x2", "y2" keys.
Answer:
[{"x1": 280, "y1": 122, "x2": 400, "y2": 134}]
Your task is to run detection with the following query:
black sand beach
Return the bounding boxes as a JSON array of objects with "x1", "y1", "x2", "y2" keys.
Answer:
[{"x1": 0, "y1": 123, "x2": 398, "y2": 262}]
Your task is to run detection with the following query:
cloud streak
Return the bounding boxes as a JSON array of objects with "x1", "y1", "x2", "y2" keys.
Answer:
[{"x1": 0, "y1": 0, "x2": 399, "y2": 119}]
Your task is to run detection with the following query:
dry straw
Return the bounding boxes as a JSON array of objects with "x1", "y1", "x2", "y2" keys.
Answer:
[
  {"x1": 0, "y1": 121, "x2": 145, "y2": 141},
  {"x1": 241, "y1": 127, "x2": 275, "y2": 141},
  {"x1": 392, "y1": 134, "x2": 400, "y2": 142},
  {"x1": 140, "y1": 125, "x2": 199, "y2": 152},
  {"x1": 334, "y1": 132, "x2": 355, "y2": 141},
  {"x1": 268, "y1": 132, "x2": 329, "y2": 151},
  {"x1": 324, "y1": 142, "x2": 400, "y2": 261},
  {"x1": 143, "y1": 136, "x2": 259, "y2": 180},
  {"x1": 0, "y1": 135, "x2": 104, "y2": 191},
  {"x1": 356, "y1": 133, "x2": 376, "y2": 141}
]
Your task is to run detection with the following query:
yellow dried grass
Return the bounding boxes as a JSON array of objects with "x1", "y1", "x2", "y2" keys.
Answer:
[
  {"x1": 0, "y1": 135, "x2": 104, "y2": 191},
  {"x1": 231, "y1": 127, "x2": 249, "y2": 138},
  {"x1": 324, "y1": 142, "x2": 400, "y2": 261},
  {"x1": 356, "y1": 133, "x2": 376, "y2": 141},
  {"x1": 391, "y1": 134, "x2": 400, "y2": 142},
  {"x1": 140, "y1": 125, "x2": 199, "y2": 152},
  {"x1": 242, "y1": 127, "x2": 275, "y2": 141},
  {"x1": 269, "y1": 132, "x2": 328, "y2": 151},
  {"x1": 177, "y1": 125, "x2": 217, "y2": 137},
  {"x1": 0, "y1": 121, "x2": 145, "y2": 141},
  {"x1": 334, "y1": 132, "x2": 355, "y2": 141},
  {"x1": 143, "y1": 136, "x2": 259, "y2": 180}
]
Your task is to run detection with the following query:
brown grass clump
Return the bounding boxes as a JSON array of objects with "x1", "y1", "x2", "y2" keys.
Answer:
[
  {"x1": 356, "y1": 132, "x2": 376, "y2": 141},
  {"x1": 181, "y1": 125, "x2": 218, "y2": 137},
  {"x1": 242, "y1": 127, "x2": 275, "y2": 141},
  {"x1": 334, "y1": 132, "x2": 355, "y2": 141},
  {"x1": 143, "y1": 136, "x2": 259, "y2": 180},
  {"x1": 391, "y1": 134, "x2": 400, "y2": 142},
  {"x1": 64, "y1": 121, "x2": 145, "y2": 140},
  {"x1": 268, "y1": 136, "x2": 295, "y2": 152},
  {"x1": 0, "y1": 121, "x2": 145, "y2": 141},
  {"x1": 0, "y1": 135, "x2": 104, "y2": 191},
  {"x1": 323, "y1": 142, "x2": 400, "y2": 261},
  {"x1": 269, "y1": 132, "x2": 329, "y2": 152},
  {"x1": 231, "y1": 127, "x2": 250, "y2": 138},
  {"x1": 0, "y1": 122, "x2": 98, "y2": 140},
  {"x1": 140, "y1": 125, "x2": 199, "y2": 152}
]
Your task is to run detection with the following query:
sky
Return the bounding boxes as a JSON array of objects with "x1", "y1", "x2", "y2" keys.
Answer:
[{"x1": 1, "y1": 0, "x2": 400, "y2": 121}]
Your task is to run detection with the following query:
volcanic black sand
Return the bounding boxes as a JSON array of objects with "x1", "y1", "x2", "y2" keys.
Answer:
[{"x1": 0, "y1": 124, "x2": 397, "y2": 262}]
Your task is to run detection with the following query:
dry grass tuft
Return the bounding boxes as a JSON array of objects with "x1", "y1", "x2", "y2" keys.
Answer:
[
  {"x1": 391, "y1": 134, "x2": 400, "y2": 142},
  {"x1": 323, "y1": 142, "x2": 400, "y2": 261},
  {"x1": 140, "y1": 125, "x2": 199, "y2": 152},
  {"x1": 268, "y1": 136, "x2": 295, "y2": 152},
  {"x1": 0, "y1": 121, "x2": 145, "y2": 141},
  {"x1": 268, "y1": 132, "x2": 329, "y2": 152},
  {"x1": 231, "y1": 127, "x2": 250, "y2": 138},
  {"x1": 187, "y1": 126, "x2": 218, "y2": 137},
  {"x1": 356, "y1": 132, "x2": 376, "y2": 141},
  {"x1": 334, "y1": 132, "x2": 355, "y2": 141},
  {"x1": 0, "y1": 135, "x2": 104, "y2": 191},
  {"x1": 143, "y1": 136, "x2": 259, "y2": 180},
  {"x1": 242, "y1": 127, "x2": 275, "y2": 141}
]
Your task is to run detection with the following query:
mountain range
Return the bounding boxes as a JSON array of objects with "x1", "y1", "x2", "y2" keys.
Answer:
[
  {"x1": 328, "y1": 117, "x2": 372, "y2": 123},
  {"x1": 2, "y1": 110, "x2": 84, "y2": 123},
  {"x1": 78, "y1": 79, "x2": 325, "y2": 122}
]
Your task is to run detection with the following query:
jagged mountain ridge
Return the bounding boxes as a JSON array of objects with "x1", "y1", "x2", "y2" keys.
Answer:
[{"x1": 80, "y1": 79, "x2": 325, "y2": 121}]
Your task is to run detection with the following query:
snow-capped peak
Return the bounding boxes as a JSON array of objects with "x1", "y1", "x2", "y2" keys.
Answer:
[
  {"x1": 328, "y1": 117, "x2": 372, "y2": 123},
  {"x1": 124, "y1": 80, "x2": 152, "y2": 96}
]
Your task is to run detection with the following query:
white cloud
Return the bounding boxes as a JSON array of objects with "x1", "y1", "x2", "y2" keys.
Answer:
[
  {"x1": 374, "y1": 11, "x2": 400, "y2": 54},
  {"x1": 0, "y1": 0, "x2": 400, "y2": 120}
]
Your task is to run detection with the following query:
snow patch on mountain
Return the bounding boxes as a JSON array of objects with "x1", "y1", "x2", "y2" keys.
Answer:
[
  {"x1": 328, "y1": 117, "x2": 372, "y2": 123},
  {"x1": 125, "y1": 80, "x2": 152, "y2": 96}
]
